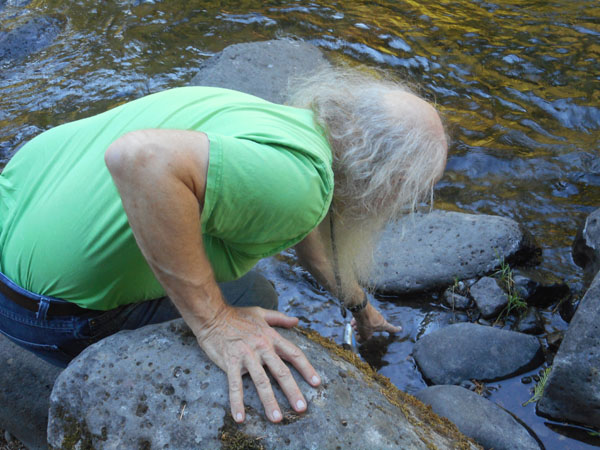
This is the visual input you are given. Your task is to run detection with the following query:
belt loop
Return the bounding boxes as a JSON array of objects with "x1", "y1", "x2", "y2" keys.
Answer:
[{"x1": 36, "y1": 298, "x2": 50, "y2": 320}]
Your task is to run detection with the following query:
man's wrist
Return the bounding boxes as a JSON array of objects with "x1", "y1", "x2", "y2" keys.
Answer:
[{"x1": 346, "y1": 291, "x2": 369, "y2": 315}]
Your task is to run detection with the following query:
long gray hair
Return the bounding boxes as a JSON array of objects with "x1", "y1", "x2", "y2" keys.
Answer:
[
  {"x1": 288, "y1": 66, "x2": 448, "y2": 295},
  {"x1": 288, "y1": 66, "x2": 448, "y2": 221}
]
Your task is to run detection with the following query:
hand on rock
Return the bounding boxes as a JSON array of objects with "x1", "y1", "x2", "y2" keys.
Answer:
[
  {"x1": 195, "y1": 306, "x2": 321, "y2": 423},
  {"x1": 350, "y1": 302, "x2": 401, "y2": 342}
]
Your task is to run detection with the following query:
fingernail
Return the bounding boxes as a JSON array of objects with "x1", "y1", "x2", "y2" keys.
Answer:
[
  {"x1": 236, "y1": 412, "x2": 243, "y2": 422},
  {"x1": 312, "y1": 375, "x2": 320, "y2": 385},
  {"x1": 272, "y1": 410, "x2": 281, "y2": 421},
  {"x1": 296, "y1": 399, "x2": 306, "y2": 410}
]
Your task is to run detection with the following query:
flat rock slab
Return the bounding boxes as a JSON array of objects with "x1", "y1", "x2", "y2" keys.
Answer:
[
  {"x1": 572, "y1": 207, "x2": 600, "y2": 279},
  {"x1": 0, "y1": 334, "x2": 62, "y2": 450},
  {"x1": 48, "y1": 320, "x2": 478, "y2": 450},
  {"x1": 537, "y1": 271, "x2": 600, "y2": 429},
  {"x1": 370, "y1": 210, "x2": 538, "y2": 294},
  {"x1": 190, "y1": 39, "x2": 329, "y2": 104},
  {"x1": 413, "y1": 323, "x2": 544, "y2": 385},
  {"x1": 416, "y1": 385, "x2": 541, "y2": 450}
]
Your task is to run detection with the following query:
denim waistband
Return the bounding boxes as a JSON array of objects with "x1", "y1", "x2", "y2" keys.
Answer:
[{"x1": 0, "y1": 270, "x2": 71, "y2": 304}]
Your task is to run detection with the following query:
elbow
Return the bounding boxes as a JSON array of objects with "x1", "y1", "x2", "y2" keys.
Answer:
[{"x1": 104, "y1": 131, "x2": 147, "y2": 178}]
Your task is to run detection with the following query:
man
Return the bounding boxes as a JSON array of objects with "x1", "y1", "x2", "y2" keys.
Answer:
[{"x1": 0, "y1": 67, "x2": 447, "y2": 424}]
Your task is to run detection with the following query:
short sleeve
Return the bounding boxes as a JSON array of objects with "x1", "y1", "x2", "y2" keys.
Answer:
[
  {"x1": 201, "y1": 132, "x2": 332, "y2": 266},
  {"x1": 202, "y1": 235, "x2": 260, "y2": 282}
]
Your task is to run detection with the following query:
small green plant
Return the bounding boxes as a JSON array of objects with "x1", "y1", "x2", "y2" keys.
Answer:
[
  {"x1": 493, "y1": 254, "x2": 527, "y2": 324},
  {"x1": 522, "y1": 366, "x2": 552, "y2": 406}
]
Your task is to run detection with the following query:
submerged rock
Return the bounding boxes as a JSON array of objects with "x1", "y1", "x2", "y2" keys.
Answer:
[
  {"x1": 416, "y1": 385, "x2": 541, "y2": 450},
  {"x1": 370, "y1": 210, "x2": 539, "y2": 294},
  {"x1": 514, "y1": 307, "x2": 544, "y2": 335},
  {"x1": 48, "y1": 320, "x2": 477, "y2": 450},
  {"x1": 190, "y1": 39, "x2": 329, "y2": 104},
  {"x1": 572, "y1": 208, "x2": 600, "y2": 280},
  {"x1": 512, "y1": 269, "x2": 570, "y2": 308},
  {"x1": 537, "y1": 272, "x2": 600, "y2": 429},
  {"x1": 470, "y1": 277, "x2": 508, "y2": 319},
  {"x1": 442, "y1": 290, "x2": 472, "y2": 310},
  {"x1": 0, "y1": 15, "x2": 64, "y2": 62},
  {"x1": 413, "y1": 323, "x2": 544, "y2": 385}
]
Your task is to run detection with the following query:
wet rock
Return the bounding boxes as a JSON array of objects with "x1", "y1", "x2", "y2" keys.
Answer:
[
  {"x1": 48, "y1": 320, "x2": 477, "y2": 450},
  {"x1": 442, "y1": 290, "x2": 472, "y2": 310},
  {"x1": 514, "y1": 307, "x2": 544, "y2": 335},
  {"x1": 537, "y1": 272, "x2": 600, "y2": 429},
  {"x1": 190, "y1": 39, "x2": 329, "y2": 104},
  {"x1": 0, "y1": 334, "x2": 62, "y2": 450},
  {"x1": 559, "y1": 296, "x2": 580, "y2": 323},
  {"x1": 3, "y1": 430, "x2": 14, "y2": 443},
  {"x1": 371, "y1": 210, "x2": 539, "y2": 294},
  {"x1": 416, "y1": 385, "x2": 542, "y2": 450},
  {"x1": 512, "y1": 269, "x2": 570, "y2": 307},
  {"x1": 0, "y1": 15, "x2": 64, "y2": 62},
  {"x1": 545, "y1": 331, "x2": 564, "y2": 354},
  {"x1": 413, "y1": 323, "x2": 544, "y2": 385},
  {"x1": 470, "y1": 277, "x2": 508, "y2": 319},
  {"x1": 572, "y1": 208, "x2": 600, "y2": 280}
]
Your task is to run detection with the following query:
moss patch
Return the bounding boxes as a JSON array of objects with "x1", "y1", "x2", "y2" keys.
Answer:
[
  {"x1": 298, "y1": 327, "x2": 480, "y2": 450},
  {"x1": 51, "y1": 405, "x2": 107, "y2": 450},
  {"x1": 219, "y1": 411, "x2": 265, "y2": 450}
]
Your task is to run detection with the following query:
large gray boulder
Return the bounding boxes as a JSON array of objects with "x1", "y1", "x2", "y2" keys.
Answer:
[
  {"x1": 48, "y1": 319, "x2": 478, "y2": 450},
  {"x1": 0, "y1": 334, "x2": 62, "y2": 450},
  {"x1": 0, "y1": 271, "x2": 273, "y2": 450},
  {"x1": 370, "y1": 210, "x2": 538, "y2": 294},
  {"x1": 572, "y1": 208, "x2": 600, "y2": 281},
  {"x1": 413, "y1": 323, "x2": 544, "y2": 385},
  {"x1": 537, "y1": 271, "x2": 600, "y2": 429},
  {"x1": 190, "y1": 39, "x2": 329, "y2": 104},
  {"x1": 416, "y1": 386, "x2": 541, "y2": 450}
]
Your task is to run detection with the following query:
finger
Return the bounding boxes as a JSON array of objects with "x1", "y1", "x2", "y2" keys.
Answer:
[
  {"x1": 275, "y1": 337, "x2": 321, "y2": 387},
  {"x1": 380, "y1": 321, "x2": 402, "y2": 333},
  {"x1": 262, "y1": 309, "x2": 299, "y2": 328},
  {"x1": 227, "y1": 368, "x2": 245, "y2": 423},
  {"x1": 244, "y1": 353, "x2": 282, "y2": 422},
  {"x1": 262, "y1": 352, "x2": 307, "y2": 413}
]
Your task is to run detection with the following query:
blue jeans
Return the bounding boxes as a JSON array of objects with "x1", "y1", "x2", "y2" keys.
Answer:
[{"x1": 0, "y1": 270, "x2": 277, "y2": 368}]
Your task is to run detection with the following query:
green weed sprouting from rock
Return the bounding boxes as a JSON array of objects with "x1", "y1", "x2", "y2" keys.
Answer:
[
  {"x1": 522, "y1": 366, "x2": 552, "y2": 406},
  {"x1": 493, "y1": 254, "x2": 527, "y2": 324}
]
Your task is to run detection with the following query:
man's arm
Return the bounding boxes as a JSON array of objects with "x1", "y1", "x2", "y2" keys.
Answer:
[
  {"x1": 294, "y1": 223, "x2": 401, "y2": 341},
  {"x1": 104, "y1": 129, "x2": 320, "y2": 423}
]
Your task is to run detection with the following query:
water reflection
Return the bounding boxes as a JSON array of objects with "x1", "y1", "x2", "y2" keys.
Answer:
[{"x1": 1, "y1": 0, "x2": 599, "y2": 448}]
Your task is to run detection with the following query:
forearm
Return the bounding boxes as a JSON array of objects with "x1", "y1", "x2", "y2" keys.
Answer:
[{"x1": 105, "y1": 129, "x2": 226, "y2": 334}]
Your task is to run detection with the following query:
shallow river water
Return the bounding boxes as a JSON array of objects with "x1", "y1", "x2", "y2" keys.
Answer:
[{"x1": 1, "y1": 0, "x2": 599, "y2": 448}]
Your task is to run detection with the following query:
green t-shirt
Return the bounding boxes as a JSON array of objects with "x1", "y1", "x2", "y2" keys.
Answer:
[{"x1": 0, "y1": 87, "x2": 333, "y2": 310}]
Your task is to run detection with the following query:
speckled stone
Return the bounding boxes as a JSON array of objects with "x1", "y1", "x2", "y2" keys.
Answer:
[
  {"x1": 48, "y1": 320, "x2": 478, "y2": 450},
  {"x1": 370, "y1": 211, "x2": 539, "y2": 294}
]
